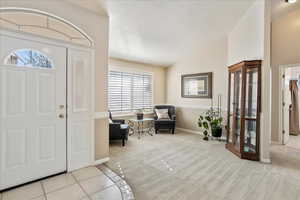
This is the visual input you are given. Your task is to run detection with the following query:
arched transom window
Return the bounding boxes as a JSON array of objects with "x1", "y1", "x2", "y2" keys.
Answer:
[
  {"x1": 5, "y1": 49, "x2": 53, "y2": 68},
  {"x1": 0, "y1": 9, "x2": 93, "y2": 47}
]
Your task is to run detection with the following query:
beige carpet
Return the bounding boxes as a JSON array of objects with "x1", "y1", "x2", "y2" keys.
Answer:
[
  {"x1": 287, "y1": 135, "x2": 300, "y2": 150},
  {"x1": 107, "y1": 131, "x2": 300, "y2": 200}
]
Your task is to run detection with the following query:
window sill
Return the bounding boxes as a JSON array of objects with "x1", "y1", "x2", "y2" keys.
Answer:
[{"x1": 112, "y1": 112, "x2": 154, "y2": 118}]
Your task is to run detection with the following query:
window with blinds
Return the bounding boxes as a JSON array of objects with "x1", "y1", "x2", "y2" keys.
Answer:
[{"x1": 108, "y1": 70, "x2": 153, "y2": 113}]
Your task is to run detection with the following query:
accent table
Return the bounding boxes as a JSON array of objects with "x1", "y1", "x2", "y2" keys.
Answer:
[{"x1": 128, "y1": 118, "x2": 155, "y2": 139}]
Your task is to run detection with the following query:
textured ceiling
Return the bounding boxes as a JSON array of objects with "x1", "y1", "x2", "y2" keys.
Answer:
[
  {"x1": 34, "y1": 0, "x2": 298, "y2": 66},
  {"x1": 30, "y1": 0, "x2": 258, "y2": 66},
  {"x1": 105, "y1": 0, "x2": 257, "y2": 66}
]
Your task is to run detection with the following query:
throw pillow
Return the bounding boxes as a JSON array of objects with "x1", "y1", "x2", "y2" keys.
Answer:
[{"x1": 155, "y1": 109, "x2": 170, "y2": 120}]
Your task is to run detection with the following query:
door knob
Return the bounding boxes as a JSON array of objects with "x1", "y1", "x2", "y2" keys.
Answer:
[{"x1": 59, "y1": 114, "x2": 65, "y2": 119}]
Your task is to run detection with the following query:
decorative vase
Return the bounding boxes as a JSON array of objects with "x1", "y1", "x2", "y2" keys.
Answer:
[{"x1": 137, "y1": 113, "x2": 144, "y2": 120}]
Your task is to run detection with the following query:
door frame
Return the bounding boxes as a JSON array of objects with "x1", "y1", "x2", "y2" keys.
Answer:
[
  {"x1": 0, "y1": 28, "x2": 96, "y2": 172},
  {"x1": 278, "y1": 64, "x2": 300, "y2": 145}
]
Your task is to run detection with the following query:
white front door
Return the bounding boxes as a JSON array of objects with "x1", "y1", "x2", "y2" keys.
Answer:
[
  {"x1": 0, "y1": 35, "x2": 67, "y2": 190},
  {"x1": 282, "y1": 69, "x2": 291, "y2": 144},
  {"x1": 67, "y1": 48, "x2": 93, "y2": 171}
]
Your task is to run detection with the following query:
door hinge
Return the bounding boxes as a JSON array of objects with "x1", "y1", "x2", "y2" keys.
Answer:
[
  {"x1": 282, "y1": 130, "x2": 285, "y2": 134},
  {"x1": 283, "y1": 74, "x2": 285, "y2": 78},
  {"x1": 283, "y1": 102, "x2": 285, "y2": 106}
]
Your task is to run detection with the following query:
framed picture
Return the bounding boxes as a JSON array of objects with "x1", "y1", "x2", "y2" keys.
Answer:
[{"x1": 181, "y1": 72, "x2": 212, "y2": 98}]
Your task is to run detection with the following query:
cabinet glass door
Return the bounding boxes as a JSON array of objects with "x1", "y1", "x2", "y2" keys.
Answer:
[
  {"x1": 244, "y1": 68, "x2": 258, "y2": 153},
  {"x1": 228, "y1": 70, "x2": 242, "y2": 152},
  {"x1": 226, "y1": 60, "x2": 261, "y2": 161}
]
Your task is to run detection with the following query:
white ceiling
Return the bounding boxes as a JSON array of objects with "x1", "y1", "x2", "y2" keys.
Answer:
[
  {"x1": 272, "y1": 0, "x2": 300, "y2": 20},
  {"x1": 106, "y1": 0, "x2": 258, "y2": 66},
  {"x1": 70, "y1": 0, "x2": 257, "y2": 66}
]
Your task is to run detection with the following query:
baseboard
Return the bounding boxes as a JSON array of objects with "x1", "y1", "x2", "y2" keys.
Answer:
[
  {"x1": 94, "y1": 157, "x2": 110, "y2": 165},
  {"x1": 176, "y1": 127, "x2": 202, "y2": 135},
  {"x1": 260, "y1": 157, "x2": 271, "y2": 164},
  {"x1": 271, "y1": 141, "x2": 282, "y2": 145}
]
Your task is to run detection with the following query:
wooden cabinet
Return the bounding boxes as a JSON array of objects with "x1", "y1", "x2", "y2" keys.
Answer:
[{"x1": 226, "y1": 60, "x2": 261, "y2": 161}]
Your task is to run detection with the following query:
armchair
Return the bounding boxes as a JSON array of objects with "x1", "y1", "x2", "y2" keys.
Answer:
[
  {"x1": 153, "y1": 105, "x2": 176, "y2": 134},
  {"x1": 109, "y1": 111, "x2": 129, "y2": 146}
]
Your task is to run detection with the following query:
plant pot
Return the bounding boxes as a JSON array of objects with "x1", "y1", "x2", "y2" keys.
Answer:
[
  {"x1": 137, "y1": 113, "x2": 144, "y2": 120},
  {"x1": 211, "y1": 127, "x2": 222, "y2": 138}
]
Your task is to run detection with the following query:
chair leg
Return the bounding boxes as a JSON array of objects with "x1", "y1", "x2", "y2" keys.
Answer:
[
  {"x1": 172, "y1": 128, "x2": 175, "y2": 134},
  {"x1": 155, "y1": 129, "x2": 158, "y2": 134},
  {"x1": 122, "y1": 138, "x2": 125, "y2": 146}
]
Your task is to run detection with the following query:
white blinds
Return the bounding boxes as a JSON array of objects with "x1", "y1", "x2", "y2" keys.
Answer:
[{"x1": 108, "y1": 70, "x2": 153, "y2": 112}]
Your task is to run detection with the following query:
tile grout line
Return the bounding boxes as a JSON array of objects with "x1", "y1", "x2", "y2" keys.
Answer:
[
  {"x1": 75, "y1": 172, "x2": 118, "y2": 198},
  {"x1": 45, "y1": 183, "x2": 78, "y2": 195},
  {"x1": 99, "y1": 164, "x2": 135, "y2": 200},
  {"x1": 71, "y1": 173, "x2": 93, "y2": 200},
  {"x1": 98, "y1": 168, "x2": 125, "y2": 200},
  {"x1": 41, "y1": 180, "x2": 78, "y2": 196},
  {"x1": 40, "y1": 172, "x2": 100, "y2": 198},
  {"x1": 75, "y1": 166, "x2": 125, "y2": 199},
  {"x1": 40, "y1": 181, "x2": 48, "y2": 200},
  {"x1": 44, "y1": 172, "x2": 101, "y2": 196}
]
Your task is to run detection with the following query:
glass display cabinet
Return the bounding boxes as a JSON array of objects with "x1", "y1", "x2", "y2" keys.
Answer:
[{"x1": 226, "y1": 60, "x2": 261, "y2": 161}]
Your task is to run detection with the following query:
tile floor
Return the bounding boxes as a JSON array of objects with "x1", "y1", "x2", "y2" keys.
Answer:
[{"x1": 0, "y1": 166, "x2": 131, "y2": 200}]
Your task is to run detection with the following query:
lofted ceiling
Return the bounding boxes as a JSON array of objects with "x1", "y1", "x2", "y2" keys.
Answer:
[
  {"x1": 105, "y1": 0, "x2": 257, "y2": 66},
  {"x1": 67, "y1": 0, "x2": 258, "y2": 66}
]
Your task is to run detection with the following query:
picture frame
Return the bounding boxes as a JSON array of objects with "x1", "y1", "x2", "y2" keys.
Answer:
[{"x1": 181, "y1": 72, "x2": 213, "y2": 98}]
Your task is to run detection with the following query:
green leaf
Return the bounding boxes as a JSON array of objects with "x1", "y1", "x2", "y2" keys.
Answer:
[
  {"x1": 198, "y1": 122, "x2": 202, "y2": 127},
  {"x1": 203, "y1": 121, "x2": 209, "y2": 129},
  {"x1": 205, "y1": 116, "x2": 211, "y2": 122}
]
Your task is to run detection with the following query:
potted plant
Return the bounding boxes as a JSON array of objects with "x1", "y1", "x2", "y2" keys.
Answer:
[
  {"x1": 210, "y1": 118, "x2": 223, "y2": 138},
  {"x1": 198, "y1": 108, "x2": 223, "y2": 140}
]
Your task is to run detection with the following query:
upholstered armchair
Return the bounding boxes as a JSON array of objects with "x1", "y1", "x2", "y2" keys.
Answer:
[
  {"x1": 153, "y1": 105, "x2": 176, "y2": 134},
  {"x1": 109, "y1": 111, "x2": 129, "y2": 146}
]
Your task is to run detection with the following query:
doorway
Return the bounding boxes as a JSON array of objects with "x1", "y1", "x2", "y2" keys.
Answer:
[
  {"x1": 0, "y1": 35, "x2": 67, "y2": 190},
  {"x1": 0, "y1": 8, "x2": 95, "y2": 191},
  {"x1": 279, "y1": 65, "x2": 300, "y2": 150},
  {"x1": 0, "y1": 30, "x2": 95, "y2": 192}
]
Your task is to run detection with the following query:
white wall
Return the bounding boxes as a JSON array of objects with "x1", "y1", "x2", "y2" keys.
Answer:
[
  {"x1": 227, "y1": 0, "x2": 271, "y2": 162},
  {"x1": 166, "y1": 36, "x2": 228, "y2": 131},
  {"x1": 271, "y1": 7, "x2": 300, "y2": 142},
  {"x1": 228, "y1": 0, "x2": 265, "y2": 65}
]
